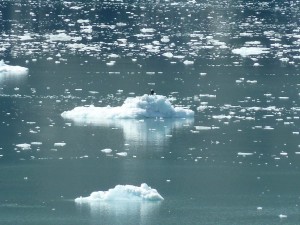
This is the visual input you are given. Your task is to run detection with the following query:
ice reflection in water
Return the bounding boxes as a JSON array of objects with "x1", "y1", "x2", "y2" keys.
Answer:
[
  {"x1": 70, "y1": 118, "x2": 194, "y2": 147},
  {"x1": 76, "y1": 200, "x2": 161, "y2": 225}
]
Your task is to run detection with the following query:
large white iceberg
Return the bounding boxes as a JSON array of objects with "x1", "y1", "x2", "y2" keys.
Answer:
[
  {"x1": 61, "y1": 94, "x2": 194, "y2": 121},
  {"x1": 75, "y1": 183, "x2": 164, "y2": 203},
  {"x1": 0, "y1": 60, "x2": 28, "y2": 76}
]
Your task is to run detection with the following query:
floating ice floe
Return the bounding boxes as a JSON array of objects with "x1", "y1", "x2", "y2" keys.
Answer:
[
  {"x1": 279, "y1": 214, "x2": 287, "y2": 219},
  {"x1": 61, "y1": 94, "x2": 194, "y2": 122},
  {"x1": 232, "y1": 47, "x2": 269, "y2": 57},
  {"x1": 54, "y1": 142, "x2": 66, "y2": 147},
  {"x1": 194, "y1": 126, "x2": 211, "y2": 130},
  {"x1": 0, "y1": 60, "x2": 28, "y2": 76},
  {"x1": 101, "y1": 148, "x2": 113, "y2": 154},
  {"x1": 116, "y1": 152, "x2": 128, "y2": 157},
  {"x1": 237, "y1": 152, "x2": 254, "y2": 156},
  {"x1": 16, "y1": 143, "x2": 31, "y2": 150},
  {"x1": 140, "y1": 28, "x2": 156, "y2": 33},
  {"x1": 75, "y1": 183, "x2": 164, "y2": 203},
  {"x1": 183, "y1": 60, "x2": 194, "y2": 65},
  {"x1": 46, "y1": 33, "x2": 82, "y2": 42}
]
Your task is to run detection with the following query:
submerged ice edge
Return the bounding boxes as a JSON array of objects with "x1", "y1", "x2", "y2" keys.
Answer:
[
  {"x1": 61, "y1": 94, "x2": 194, "y2": 120},
  {"x1": 75, "y1": 183, "x2": 164, "y2": 203}
]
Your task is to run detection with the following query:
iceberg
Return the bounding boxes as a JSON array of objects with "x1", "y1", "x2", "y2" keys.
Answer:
[
  {"x1": 61, "y1": 94, "x2": 194, "y2": 121},
  {"x1": 75, "y1": 183, "x2": 164, "y2": 203},
  {"x1": 0, "y1": 60, "x2": 28, "y2": 76}
]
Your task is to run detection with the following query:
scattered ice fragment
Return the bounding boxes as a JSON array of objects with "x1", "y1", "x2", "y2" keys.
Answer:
[
  {"x1": 77, "y1": 19, "x2": 90, "y2": 23},
  {"x1": 140, "y1": 28, "x2": 156, "y2": 33},
  {"x1": 162, "y1": 52, "x2": 173, "y2": 58},
  {"x1": 212, "y1": 115, "x2": 232, "y2": 120},
  {"x1": 47, "y1": 33, "x2": 81, "y2": 42},
  {"x1": 31, "y1": 142, "x2": 42, "y2": 145},
  {"x1": 116, "y1": 152, "x2": 128, "y2": 157},
  {"x1": 106, "y1": 61, "x2": 116, "y2": 66},
  {"x1": 75, "y1": 183, "x2": 164, "y2": 202},
  {"x1": 264, "y1": 126, "x2": 274, "y2": 130},
  {"x1": 183, "y1": 60, "x2": 194, "y2": 65},
  {"x1": 237, "y1": 152, "x2": 254, "y2": 156},
  {"x1": 16, "y1": 143, "x2": 31, "y2": 150},
  {"x1": 279, "y1": 214, "x2": 287, "y2": 219},
  {"x1": 194, "y1": 126, "x2": 211, "y2": 130},
  {"x1": 161, "y1": 36, "x2": 170, "y2": 43},
  {"x1": 101, "y1": 148, "x2": 113, "y2": 154},
  {"x1": 278, "y1": 97, "x2": 289, "y2": 100},
  {"x1": 54, "y1": 143, "x2": 66, "y2": 147}
]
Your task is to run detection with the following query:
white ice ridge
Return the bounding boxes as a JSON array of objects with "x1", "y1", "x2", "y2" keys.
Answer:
[
  {"x1": 0, "y1": 60, "x2": 28, "y2": 76},
  {"x1": 75, "y1": 183, "x2": 164, "y2": 203},
  {"x1": 61, "y1": 94, "x2": 194, "y2": 120}
]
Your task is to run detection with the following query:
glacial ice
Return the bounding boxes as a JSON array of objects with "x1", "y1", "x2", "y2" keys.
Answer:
[
  {"x1": 0, "y1": 60, "x2": 28, "y2": 76},
  {"x1": 61, "y1": 94, "x2": 194, "y2": 122},
  {"x1": 101, "y1": 148, "x2": 113, "y2": 154},
  {"x1": 75, "y1": 183, "x2": 164, "y2": 203},
  {"x1": 16, "y1": 143, "x2": 31, "y2": 150},
  {"x1": 232, "y1": 47, "x2": 269, "y2": 57}
]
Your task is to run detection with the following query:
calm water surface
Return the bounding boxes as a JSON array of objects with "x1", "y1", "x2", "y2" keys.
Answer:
[{"x1": 1, "y1": 0, "x2": 300, "y2": 224}]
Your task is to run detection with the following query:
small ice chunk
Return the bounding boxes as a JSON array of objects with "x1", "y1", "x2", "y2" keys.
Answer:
[
  {"x1": 77, "y1": 19, "x2": 90, "y2": 23},
  {"x1": 47, "y1": 33, "x2": 81, "y2": 42},
  {"x1": 140, "y1": 28, "x2": 156, "y2": 33},
  {"x1": 264, "y1": 126, "x2": 274, "y2": 130},
  {"x1": 101, "y1": 148, "x2": 113, "y2": 154},
  {"x1": 54, "y1": 143, "x2": 66, "y2": 147},
  {"x1": 278, "y1": 97, "x2": 289, "y2": 100},
  {"x1": 31, "y1": 142, "x2": 42, "y2": 145},
  {"x1": 279, "y1": 214, "x2": 287, "y2": 218},
  {"x1": 16, "y1": 143, "x2": 31, "y2": 150},
  {"x1": 194, "y1": 126, "x2": 211, "y2": 130},
  {"x1": 106, "y1": 61, "x2": 116, "y2": 66},
  {"x1": 237, "y1": 152, "x2": 254, "y2": 156},
  {"x1": 161, "y1": 36, "x2": 170, "y2": 43},
  {"x1": 212, "y1": 115, "x2": 232, "y2": 120},
  {"x1": 183, "y1": 60, "x2": 194, "y2": 65},
  {"x1": 162, "y1": 52, "x2": 173, "y2": 58},
  {"x1": 116, "y1": 152, "x2": 128, "y2": 157}
]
